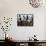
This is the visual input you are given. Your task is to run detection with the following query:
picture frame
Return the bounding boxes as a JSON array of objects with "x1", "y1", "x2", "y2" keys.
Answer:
[{"x1": 17, "y1": 14, "x2": 33, "y2": 26}]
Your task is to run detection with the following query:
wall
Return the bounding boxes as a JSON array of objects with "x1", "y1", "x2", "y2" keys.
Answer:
[
  {"x1": 44, "y1": 15, "x2": 46, "y2": 40},
  {"x1": 0, "y1": 0, "x2": 46, "y2": 40}
]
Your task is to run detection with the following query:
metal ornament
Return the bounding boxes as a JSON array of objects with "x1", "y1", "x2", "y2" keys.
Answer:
[{"x1": 29, "y1": 0, "x2": 42, "y2": 8}]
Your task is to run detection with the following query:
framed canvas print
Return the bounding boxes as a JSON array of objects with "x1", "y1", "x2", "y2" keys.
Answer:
[{"x1": 17, "y1": 14, "x2": 33, "y2": 26}]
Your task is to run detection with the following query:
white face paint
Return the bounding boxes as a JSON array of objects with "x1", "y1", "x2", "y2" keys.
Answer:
[{"x1": 29, "y1": 0, "x2": 43, "y2": 8}]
